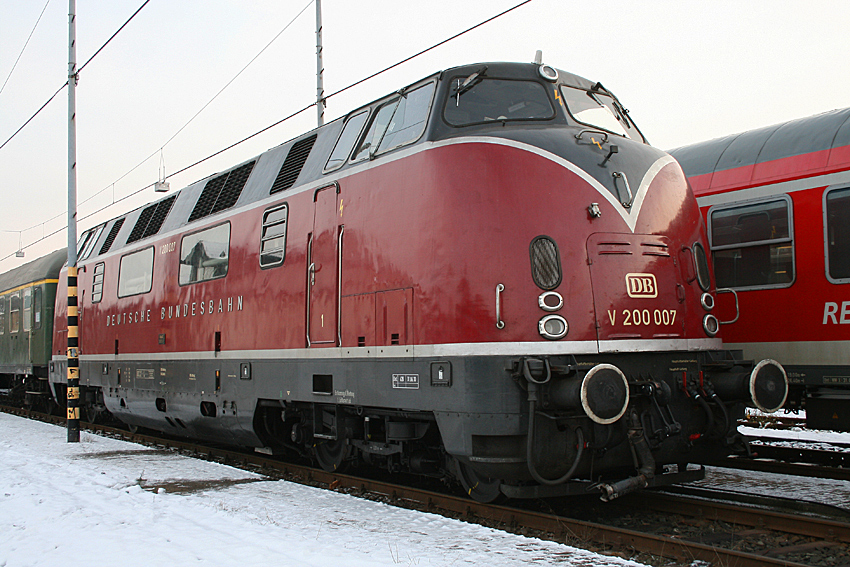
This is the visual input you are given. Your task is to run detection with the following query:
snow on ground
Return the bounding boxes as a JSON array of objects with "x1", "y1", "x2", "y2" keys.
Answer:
[
  {"x1": 690, "y1": 422, "x2": 850, "y2": 509},
  {"x1": 0, "y1": 413, "x2": 646, "y2": 567},
  {"x1": 694, "y1": 465, "x2": 850, "y2": 509},
  {"x1": 739, "y1": 424, "x2": 850, "y2": 446}
]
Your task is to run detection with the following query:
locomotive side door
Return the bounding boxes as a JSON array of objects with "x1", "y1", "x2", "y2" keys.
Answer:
[{"x1": 307, "y1": 183, "x2": 342, "y2": 346}]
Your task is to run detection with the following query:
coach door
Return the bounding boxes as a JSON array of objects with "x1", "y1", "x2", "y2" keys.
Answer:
[{"x1": 307, "y1": 183, "x2": 342, "y2": 346}]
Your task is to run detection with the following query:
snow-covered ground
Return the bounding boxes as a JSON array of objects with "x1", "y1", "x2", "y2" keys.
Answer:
[
  {"x1": 695, "y1": 420, "x2": 850, "y2": 509},
  {"x1": 0, "y1": 413, "x2": 645, "y2": 567}
]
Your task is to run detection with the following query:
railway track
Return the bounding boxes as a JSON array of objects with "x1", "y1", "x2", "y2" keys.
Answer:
[{"x1": 3, "y1": 405, "x2": 848, "y2": 567}]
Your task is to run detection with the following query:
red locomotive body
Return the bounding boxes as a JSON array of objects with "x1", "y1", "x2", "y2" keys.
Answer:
[
  {"x1": 671, "y1": 108, "x2": 850, "y2": 430},
  {"x1": 43, "y1": 62, "x2": 786, "y2": 500}
]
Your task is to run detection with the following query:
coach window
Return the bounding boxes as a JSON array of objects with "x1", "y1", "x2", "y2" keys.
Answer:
[
  {"x1": 23, "y1": 288, "x2": 32, "y2": 333},
  {"x1": 32, "y1": 287, "x2": 42, "y2": 330},
  {"x1": 92, "y1": 262, "x2": 105, "y2": 303},
  {"x1": 351, "y1": 82, "x2": 434, "y2": 162},
  {"x1": 179, "y1": 223, "x2": 230, "y2": 285},
  {"x1": 260, "y1": 204, "x2": 288, "y2": 268},
  {"x1": 9, "y1": 293, "x2": 21, "y2": 333},
  {"x1": 709, "y1": 197, "x2": 794, "y2": 289},
  {"x1": 0, "y1": 298, "x2": 5, "y2": 335},
  {"x1": 825, "y1": 186, "x2": 850, "y2": 282},
  {"x1": 118, "y1": 247, "x2": 154, "y2": 298},
  {"x1": 325, "y1": 110, "x2": 369, "y2": 172}
]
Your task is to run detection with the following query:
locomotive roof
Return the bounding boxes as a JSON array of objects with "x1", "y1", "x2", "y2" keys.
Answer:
[
  {"x1": 669, "y1": 107, "x2": 850, "y2": 178},
  {"x1": 0, "y1": 248, "x2": 67, "y2": 295},
  {"x1": 72, "y1": 61, "x2": 621, "y2": 261}
]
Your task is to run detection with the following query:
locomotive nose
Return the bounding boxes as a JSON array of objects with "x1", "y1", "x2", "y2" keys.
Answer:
[{"x1": 709, "y1": 359, "x2": 789, "y2": 413}]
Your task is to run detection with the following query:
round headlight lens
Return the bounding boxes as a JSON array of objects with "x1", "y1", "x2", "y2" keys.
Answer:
[
  {"x1": 539, "y1": 314, "x2": 568, "y2": 340},
  {"x1": 538, "y1": 291, "x2": 564, "y2": 312},
  {"x1": 700, "y1": 292, "x2": 715, "y2": 311},
  {"x1": 703, "y1": 314, "x2": 719, "y2": 337}
]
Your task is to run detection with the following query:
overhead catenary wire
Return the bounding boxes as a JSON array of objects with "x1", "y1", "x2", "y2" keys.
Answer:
[
  {"x1": 0, "y1": 0, "x2": 52, "y2": 98},
  {"x1": 0, "y1": 0, "x2": 151, "y2": 152},
  {"x1": 1, "y1": 0, "x2": 534, "y2": 262},
  {"x1": 66, "y1": 0, "x2": 314, "y2": 220}
]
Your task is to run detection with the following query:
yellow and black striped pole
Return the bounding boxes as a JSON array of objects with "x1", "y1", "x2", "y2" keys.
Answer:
[
  {"x1": 67, "y1": 266, "x2": 80, "y2": 442},
  {"x1": 67, "y1": 0, "x2": 80, "y2": 443}
]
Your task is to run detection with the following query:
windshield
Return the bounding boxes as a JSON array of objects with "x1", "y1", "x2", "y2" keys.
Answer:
[
  {"x1": 444, "y1": 78, "x2": 554, "y2": 126},
  {"x1": 560, "y1": 86, "x2": 641, "y2": 141}
]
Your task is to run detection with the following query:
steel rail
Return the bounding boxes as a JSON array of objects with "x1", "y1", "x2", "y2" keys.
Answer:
[{"x1": 0, "y1": 406, "x2": 823, "y2": 567}]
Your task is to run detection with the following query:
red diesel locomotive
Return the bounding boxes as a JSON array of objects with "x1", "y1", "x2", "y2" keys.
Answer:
[
  {"x1": 670, "y1": 108, "x2": 850, "y2": 431},
  {"x1": 34, "y1": 61, "x2": 787, "y2": 501}
]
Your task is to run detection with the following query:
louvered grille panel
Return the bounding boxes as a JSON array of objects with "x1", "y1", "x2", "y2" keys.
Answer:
[
  {"x1": 126, "y1": 204, "x2": 157, "y2": 243},
  {"x1": 211, "y1": 161, "x2": 255, "y2": 214},
  {"x1": 529, "y1": 236, "x2": 562, "y2": 291},
  {"x1": 189, "y1": 174, "x2": 226, "y2": 222},
  {"x1": 143, "y1": 194, "x2": 177, "y2": 238},
  {"x1": 270, "y1": 135, "x2": 316, "y2": 194},
  {"x1": 99, "y1": 218, "x2": 125, "y2": 255},
  {"x1": 189, "y1": 161, "x2": 255, "y2": 222}
]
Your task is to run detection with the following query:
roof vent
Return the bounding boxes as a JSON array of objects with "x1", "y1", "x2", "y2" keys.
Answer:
[
  {"x1": 99, "y1": 218, "x2": 125, "y2": 255},
  {"x1": 189, "y1": 161, "x2": 256, "y2": 222},
  {"x1": 127, "y1": 194, "x2": 177, "y2": 244},
  {"x1": 270, "y1": 135, "x2": 317, "y2": 194}
]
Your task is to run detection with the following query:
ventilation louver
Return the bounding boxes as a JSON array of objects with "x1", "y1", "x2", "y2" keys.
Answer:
[
  {"x1": 188, "y1": 161, "x2": 256, "y2": 222},
  {"x1": 270, "y1": 135, "x2": 317, "y2": 194},
  {"x1": 99, "y1": 218, "x2": 125, "y2": 255},
  {"x1": 126, "y1": 194, "x2": 177, "y2": 244},
  {"x1": 529, "y1": 236, "x2": 562, "y2": 291}
]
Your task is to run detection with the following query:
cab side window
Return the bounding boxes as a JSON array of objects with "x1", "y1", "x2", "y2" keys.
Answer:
[{"x1": 352, "y1": 82, "x2": 434, "y2": 162}]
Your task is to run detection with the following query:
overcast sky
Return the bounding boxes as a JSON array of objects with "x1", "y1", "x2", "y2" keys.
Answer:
[{"x1": 2, "y1": 0, "x2": 849, "y2": 270}]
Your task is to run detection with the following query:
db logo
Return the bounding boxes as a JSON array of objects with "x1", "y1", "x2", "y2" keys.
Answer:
[{"x1": 625, "y1": 273, "x2": 657, "y2": 298}]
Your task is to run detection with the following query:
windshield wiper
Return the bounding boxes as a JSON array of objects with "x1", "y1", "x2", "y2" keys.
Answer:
[{"x1": 454, "y1": 65, "x2": 488, "y2": 99}]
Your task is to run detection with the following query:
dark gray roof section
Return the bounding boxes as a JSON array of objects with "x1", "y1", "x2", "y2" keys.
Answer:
[
  {"x1": 64, "y1": 62, "x2": 626, "y2": 261},
  {"x1": 669, "y1": 108, "x2": 850, "y2": 178},
  {"x1": 0, "y1": 248, "x2": 67, "y2": 294}
]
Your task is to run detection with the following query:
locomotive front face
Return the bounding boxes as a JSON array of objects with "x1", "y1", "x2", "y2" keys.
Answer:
[{"x1": 426, "y1": 62, "x2": 788, "y2": 500}]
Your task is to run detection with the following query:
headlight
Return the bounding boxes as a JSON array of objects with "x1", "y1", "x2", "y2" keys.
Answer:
[
  {"x1": 703, "y1": 313, "x2": 719, "y2": 337},
  {"x1": 538, "y1": 291, "x2": 564, "y2": 312},
  {"x1": 539, "y1": 314, "x2": 568, "y2": 340},
  {"x1": 700, "y1": 292, "x2": 715, "y2": 311}
]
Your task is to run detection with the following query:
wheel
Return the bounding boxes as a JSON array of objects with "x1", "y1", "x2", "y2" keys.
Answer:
[
  {"x1": 453, "y1": 459, "x2": 504, "y2": 503},
  {"x1": 85, "y1": 405, "x2": 99, "y2": 424},
  {"x1": 314, "y1": 439, "x2": 351, "y2": 473}
]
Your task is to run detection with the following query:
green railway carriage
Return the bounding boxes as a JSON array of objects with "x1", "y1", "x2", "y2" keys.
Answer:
[{"x1": 0, "y1": 248, "x2": 66, "y2": 407}]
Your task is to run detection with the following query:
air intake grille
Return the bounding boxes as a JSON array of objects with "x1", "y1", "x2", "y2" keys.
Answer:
[
  {"x1": 529, "y1": 236, "x2": 562, "y2": 290},
  {"x1": 189, "y1": 161, "x2": 256, "y2": 222},
  {"x1": 270, "y1": 135, "x2": 316, "y2": 194},
  {"x1": 127, "y1": 194, "x2": 177, "y2": 244},
  {"x1": 99, "y1": 218, "x2": 125, "y2": 255}
]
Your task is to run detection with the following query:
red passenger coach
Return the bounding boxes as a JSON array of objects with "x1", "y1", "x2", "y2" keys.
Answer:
[
  {"x1": 42, "y1": 61, "x2": 788, "y2": 501},
  {"x1": 670, "y1": 108, "x2": 850, "y2": 430}
]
